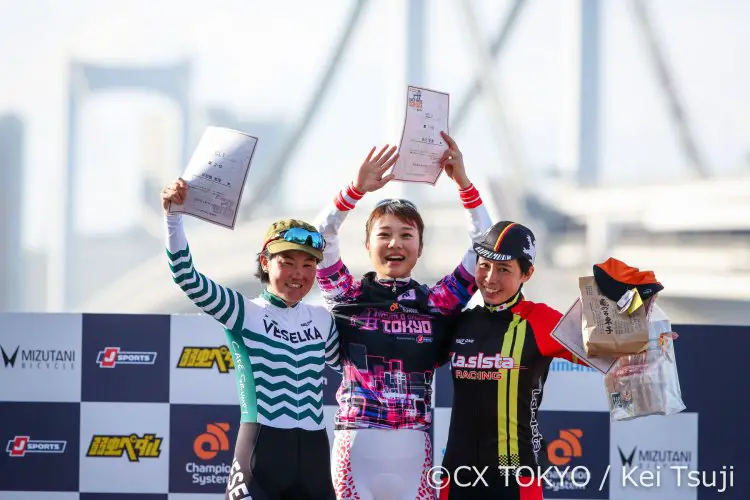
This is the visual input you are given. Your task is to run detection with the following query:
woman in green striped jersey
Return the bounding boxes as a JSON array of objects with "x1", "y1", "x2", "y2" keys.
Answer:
[{"x1": 162, "y1": 178, "x2": 341, "y2": 500}]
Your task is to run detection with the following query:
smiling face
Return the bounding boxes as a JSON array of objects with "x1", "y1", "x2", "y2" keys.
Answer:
[
  {"x1": 475, "y1": 257, "x2": 534, "y2": 305},
  {"x1": 260, "y1": 250, "x2": 318, "y2": 305},
  {"x1": 366, "y1": 213, "x2": 422, "y2": 279}
]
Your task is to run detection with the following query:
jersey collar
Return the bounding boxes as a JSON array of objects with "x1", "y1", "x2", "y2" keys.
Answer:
[
  {"x1": 261, "y1": 289, "x2": 298, "y2": 309},
  {"x1": 484, "y1": 290, "x2": 522, "y2": 313},
  {"x1": 375, "y1": 276, "x2": 412, "y2": 292}
]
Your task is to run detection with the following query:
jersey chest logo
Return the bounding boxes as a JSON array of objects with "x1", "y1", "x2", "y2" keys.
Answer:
[
  {"x1": 348, "y1": 307, "x2": 434, "y2": 339},
  {"x1": 262, "y1": 318, "x2": 323, "y2": 344},
  {"x1": 450, "y1": 351, "x2": 516, "y2": 369}
]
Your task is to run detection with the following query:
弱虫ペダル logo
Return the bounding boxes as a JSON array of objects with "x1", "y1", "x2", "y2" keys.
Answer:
[
  {"x1": 86, "y1": 433, "x2": 162, "y2": 461},
  {"x1": 547, "y1": 429, "x2": 583, "y2": 466},
  {"x1": 96, "y1": 347, "x2": 157, "y2": 368},
  {"x1": 6, "y1": 436, "x2": 67, "y2": 457},
  {"x1": 194, "y1": 423, "x2": 230, "y2": 460},
  {"x1": 177, "y1": 346, "x2": 234, "y2": 373}
]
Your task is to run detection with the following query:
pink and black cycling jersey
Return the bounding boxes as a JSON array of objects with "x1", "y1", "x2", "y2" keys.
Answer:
[{"x1": 314, "y1": 183, "x2": 492, "y2": 432}]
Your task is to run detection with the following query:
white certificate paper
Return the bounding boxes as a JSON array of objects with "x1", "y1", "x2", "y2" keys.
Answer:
[
  {"x1": 550, "y1": 298, "x2": 618, "y2": 375},
  {"x1": 168, "y1": 126, "x2": 258, "y2": 229},
  {"x1": 391, "y1": 86, "x2": 450, "y2": 185}
]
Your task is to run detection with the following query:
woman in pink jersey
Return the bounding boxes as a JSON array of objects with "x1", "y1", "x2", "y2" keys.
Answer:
[{"x1": 314, "y1": 133, "x2": 492, "y2": 500}]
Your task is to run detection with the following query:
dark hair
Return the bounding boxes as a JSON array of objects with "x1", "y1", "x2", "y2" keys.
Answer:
[
  {"x1": 518, "y1": 257, "x2": 533, "y2": 276},
  {"x1": 365, "y1": 203, "x2": 425, "y2": 252},
  {"x1": 254, "y1": 251, "x2": 273, "y2": 284}
]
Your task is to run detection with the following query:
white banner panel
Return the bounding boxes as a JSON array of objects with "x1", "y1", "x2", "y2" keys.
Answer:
[
  {"x1": 79, "y1": 402, "x2": 170, "y2": 493},
  {"x1": 0, "y1": 313, "x2": 82, "y2": 402},
  {"x1": 169, "y1": 314, "x2": 239, "y2": 405},
  {"x1": 609, "y1": 412, "x2": 699, "y2": 500}
]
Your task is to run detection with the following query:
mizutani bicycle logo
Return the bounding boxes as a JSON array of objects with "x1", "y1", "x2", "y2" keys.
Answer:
[
  {"x1": 86, "y1": 433, "x2": 162, "y2": 461},
  {"x1": 1, "y1": 344, "x2": 76, "y2": 370},
  {"x1": 177, "y1": 346, "x2": 234, "y2": 373},
  {"x1": 547, "y1": 429, "x2": 583, "y2": 466}
]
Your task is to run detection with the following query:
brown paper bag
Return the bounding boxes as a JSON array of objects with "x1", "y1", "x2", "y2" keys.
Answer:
[{"x1": 579, "y1": 276, "x2": 651, "y2": 356}]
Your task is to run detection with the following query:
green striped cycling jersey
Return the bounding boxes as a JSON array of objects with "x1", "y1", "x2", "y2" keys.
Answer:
[{"x1": 165, "y1": 214, "x2": 341, "y2": 431}]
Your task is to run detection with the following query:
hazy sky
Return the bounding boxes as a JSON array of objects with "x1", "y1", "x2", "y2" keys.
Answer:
[{"x1": 0, "y1": 0, "x2": 747, "y2": 250}]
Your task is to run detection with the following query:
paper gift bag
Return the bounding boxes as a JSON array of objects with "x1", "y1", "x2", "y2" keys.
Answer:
[{"x1": 579, "y1": 276, "x2": 651, "y2": 356}]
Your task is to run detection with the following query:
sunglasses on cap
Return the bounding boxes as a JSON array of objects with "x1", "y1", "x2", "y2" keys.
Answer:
[
  {"x1": 264, "y1": 227, "x2": 326, "y2": 251},
  {"x1": 374, "y1": 198, "x2": 418, "y2": 210}
]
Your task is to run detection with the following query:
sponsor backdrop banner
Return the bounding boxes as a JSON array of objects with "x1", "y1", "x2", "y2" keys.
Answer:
[{"x1": 0, "y1": 313, "x2": 747, "y2": 499}]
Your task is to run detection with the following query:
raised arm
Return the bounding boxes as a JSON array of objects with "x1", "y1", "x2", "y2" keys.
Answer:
[
  {"x1": 162, "y1": 179, "x2": 247, "y2": 331},
  {"x1": 314, "y1": 145, "x2": 398, "y2": 303},
  {"x1": 428, "y1": 133, "x2": 493, "y2": 315}
]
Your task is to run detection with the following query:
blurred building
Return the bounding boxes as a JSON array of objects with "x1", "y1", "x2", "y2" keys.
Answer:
[{"x1": 0, "y1": 115, "x2": 24, "y2": 310}]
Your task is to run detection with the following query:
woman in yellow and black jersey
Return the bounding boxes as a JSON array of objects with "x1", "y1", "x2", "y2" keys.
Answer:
[{"x1": 439, "y1": 221, "x2": 588, "y2": 500}]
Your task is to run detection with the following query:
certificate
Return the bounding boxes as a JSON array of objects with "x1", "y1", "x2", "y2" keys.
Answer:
[
  {"x1": 168, "y1": 126, "x2": 258, "y2": 229},
  {"x1": 391, "y1": 86, "x2": 450, "y2": 185},
  {"x1": 550, "y1": 298, "x2": 618, "y2": 375}
]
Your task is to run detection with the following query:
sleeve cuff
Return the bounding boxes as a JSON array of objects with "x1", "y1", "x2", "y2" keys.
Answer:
[
  {"x1": 458, "y1": 183, "x2": 483, "y2": 209},
  {"x1": 334, "y1": 183, "x2": 365, "y2": 211}
]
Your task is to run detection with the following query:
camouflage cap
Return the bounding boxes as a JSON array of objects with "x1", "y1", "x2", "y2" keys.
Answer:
[{"x1": 262, "y1": 219, "x2": 324, "y2": 261}]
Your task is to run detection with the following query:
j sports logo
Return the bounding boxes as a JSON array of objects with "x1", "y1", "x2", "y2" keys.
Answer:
[
  {"x1": 97, "y1": 347, "x2": 157, "y2": 368},
  {"x1": 6, "y1": 436, "x2": 67, "y2": 457},
  {"x1": 194, "y1": 423, "x2": 230, "y2": 460},
  {"x1": 86, "y1": 433, "x2": 162, "y2": 461},
  {"x1": 178, "y1": 346, "x2": 234, "y2": 373},
  {"x1": 547, "y1": 429, "x2": 583, "y2": 466}
]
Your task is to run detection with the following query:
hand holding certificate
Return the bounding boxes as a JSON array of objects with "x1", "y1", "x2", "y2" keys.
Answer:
[
  {"x1": 550, "y1": 298, "x2": 618, "y2": 375},
  {"x1": 390, "y1": 86, "x2": 450, "y2": 185},
  {"x1": 168, "y1": 126, "x2": 258, "y2": 229}
]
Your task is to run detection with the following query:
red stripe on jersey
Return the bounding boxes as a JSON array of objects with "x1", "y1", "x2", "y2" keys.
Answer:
[{"x1": 512, "y1": 300, "x2": 564, "y2": 357}]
